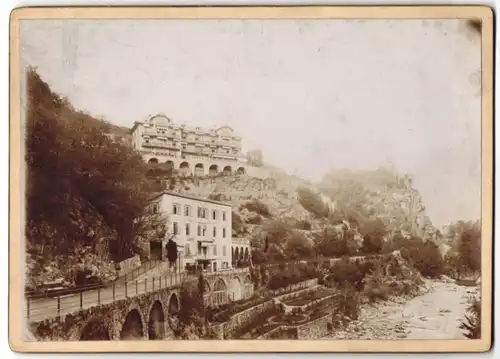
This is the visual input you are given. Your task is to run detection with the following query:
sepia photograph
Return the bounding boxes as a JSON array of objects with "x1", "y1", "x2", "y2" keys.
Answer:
[{"x1": 9, "y1": 6, "x2": 493, "y2": 353}]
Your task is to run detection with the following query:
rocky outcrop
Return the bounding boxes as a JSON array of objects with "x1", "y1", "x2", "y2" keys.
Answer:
[{"x1": 320, "y1": 168, "x2": 437, "y2": 240}]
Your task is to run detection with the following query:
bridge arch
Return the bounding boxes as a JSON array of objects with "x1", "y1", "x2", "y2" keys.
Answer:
[
  {"x1": 168, "y1": 292, "x2": 180, "y2": 314},
  {"x1": 194, "y1": 163, "x2": 204, "y2": 176},
  {"x1": 148, "y1": 158, "x2": 159, "y2": 165},
  {"x1": 228, "y1": 276, "x2": 243, "y2": 302},
  {"x1": 165, "y1": 160, "x2": 174, "y2": 170},
  {"x1": 120, "y1": 308, "x2": 145, "y2": 340},
  {"x1": 79, "y1": 318, "x2": 111, "y2": 341},
  {"x1": 223, "y1": 165, "x2": 232, "y2": 175},
  {"x1": 179, "y1": 161, "x2": 190, "y2": 176},
  {"x1": 203, "y1": 279, "x2": 211, "y2": 293},
  {"x1": 209, "y1": 164, "x2": 219, "y2": 176},
  {"x1": 236, "y1": 167, "x2": 246, "y2": 175},
  {"x1": 148, "y1": 300, "x2": 166, "y2": 340},
  {"x1": 212, "y1": 278, "x2": 228, "y2": 307}
]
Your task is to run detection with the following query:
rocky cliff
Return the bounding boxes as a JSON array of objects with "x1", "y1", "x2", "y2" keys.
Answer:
[{"x1": 319, "y1": 168, "x2": 437, "y2": 240}]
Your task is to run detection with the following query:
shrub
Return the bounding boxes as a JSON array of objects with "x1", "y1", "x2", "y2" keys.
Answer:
[
  {"x1": 176, "y1": 283, "x2": 206, "y2": 338},
  {"x1": 336, "y1": 282, "x2": 361, "y2": 320},
  {"x1": 266, "y1": 265, "x2": 320, "y2": 290},
  {"x1": 327, "y1": 259, "x2": 374, "y2": 291},
  {"x1": 359, "y1": 218, "x2": 387, "y2": 254},
  {"x1": 295, "y1": 220, "x2": 312, "y2": 230},
  {"x1": 243, "y1": 199, "x2": 272, "y2": 218},
  {"x1": 286, "y1": 231, "x2": 314, "y2": 260},
  {"x1": 362, "y1": 265, "x2": 390, "y2": 303},
  {"x1": 361, "y1": 233, "x2": 384, "y2": 254},
  {"x1": 208, "y1": 193, "x2": 224, "y2": 201},
  {"x1": 460, "y1": 297, "x2": 481, "y2": 339},
  {"x1": 251, "y1": 248, "x2": 268, "y2": 265},
  {"x1": 297, "y1": 186, "x2": 330, "y2": 218},
  {"x1": 246, "y1": 215, "x2": 262, "y2": 225},
  {"x1": 232, "y1": 211, "x2": 246, "y2": 235},
  {"x1": 394, "y1": 236, "x2": 444, "y2": 278}
]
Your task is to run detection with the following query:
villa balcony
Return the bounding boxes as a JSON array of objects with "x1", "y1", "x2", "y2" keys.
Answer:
[{"x1": 143, "y1": 141, "x2": 181, "y2": 150}]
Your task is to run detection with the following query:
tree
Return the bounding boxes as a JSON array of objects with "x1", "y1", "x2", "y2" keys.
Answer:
[
  {"x1": 25, "y1": 68, "x2": 162, "y2": 261},
  {"x1": 166, "y1": 238, "x2": 178, "y2": 269},
  {"x1": 246, "y1": 149, "x2": 264, "y2": 167},
  {"x1": 457, "y1": 226, "x2": 481, "y2": 276},
  {"x1": 360, "y1": 218, "x2": 387, "y2": 254},
  {"x1": 297, "y1": 186, "x2": 331, "y2": 218},
  {"x1": 394, "y1": 236, "x2": 444, "y2": 278},
  {"x1": 286, "y1": 231, "x2": 313, "y2": 259}
]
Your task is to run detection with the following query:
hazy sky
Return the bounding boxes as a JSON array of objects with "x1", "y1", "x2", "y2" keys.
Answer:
[{"x1": 19, "y1": 19, "x2": 482, "y2": 227}]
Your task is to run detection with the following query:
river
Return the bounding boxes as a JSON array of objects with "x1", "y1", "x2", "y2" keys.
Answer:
[{"x1": 323, "y1": 279, "x2": 479, "y2": 340}]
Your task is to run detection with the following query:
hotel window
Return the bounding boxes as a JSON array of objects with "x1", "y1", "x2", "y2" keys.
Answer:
[
  {"x1": 222, "y1": 211, "x2": 227, "y2": 221},
  {"x1": 197, "y1": 207, "x2": 202, "y2": 218},
  {"x1": 222, "y1": 228, "x2": 226, "y2": 238},
  {"x1": 213, "y1": 226, "x2": 217, "y2": 237},
  {"x1": 212, "y1": 210, "x2": 217, "y2": 220},
  {"x1": 186, "y1": 223, "x2": 190, "y2": 236},
  {"x1": 202, "y1": 225, "x2": 207, "y2": 236},
  {"x1": 184, "y1": 205, "x2": 191, "y2": 216},
  {"x1": 197, "y1": 224, "x2": 201, "y2": 236},
  {"x1": 173, "y1": 222, "x2": 179, "y2": 235},
  {"x1": 173, "y1": 203, "x2": 181, "y2": 215}
]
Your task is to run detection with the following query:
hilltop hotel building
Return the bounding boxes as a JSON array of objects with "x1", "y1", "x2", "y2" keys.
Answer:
[
  {"x1": 149, "y1": 191, "x2": 251, "y2": 273},
  {"x1": 131, "y1": 114, "x2": 247, "y2": 176}
]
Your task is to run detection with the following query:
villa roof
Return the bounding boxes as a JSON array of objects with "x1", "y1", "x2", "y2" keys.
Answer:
[{"x1": 148, "y1": 191, "x2": 232, "y2": 207}]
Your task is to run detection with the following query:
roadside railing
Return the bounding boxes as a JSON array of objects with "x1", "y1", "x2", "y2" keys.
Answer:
[
  {"x1": 25, "y1": 271, "x2": 196, "y2": 322},
  {"x1": 25, "y1": 266, "x2": 251, "y2": 323},
  {"x1": 25, "y1": 259, "x2": 163, "y2": 300}
]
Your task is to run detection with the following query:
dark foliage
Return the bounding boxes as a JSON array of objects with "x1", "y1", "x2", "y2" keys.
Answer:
[
  {"x1": 295, "y1": 220, "x2": 312, "y2": 230},
  {"x1": 243, "y1": 199, "x2": 272, "y2": 218},
  {"x1": 297, "y1": 186, "x2": 330, "y2": 218},
  {"x1": 460, "y1": 297, "x2": 481, "y2": 339},
  {"x1": 25, "y1": 68, "x2": 163, "y2": 261},
  {"x1": 166, "y1": 238, "x2": 178, "y2": 263},
  {"x1": 392, "y1": 236, "x2": 444, "y2": 278}
]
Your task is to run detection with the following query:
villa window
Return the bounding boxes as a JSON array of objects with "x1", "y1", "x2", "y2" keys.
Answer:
[
  {"x1": 197, "y1": 207, "x2": 202, "y2": 218},
  {"x1": 202, "y1": 225, "x2": 207, "y2": 236},
  {"x1": 214, "y1": 246, "x2": 217, "y2": 256},
  {"x1": 223, "y1": 246, "x2": 227, "y2": 256},
  {"x1": 222, "y1": 228, "x2": 226, "y2": 238},
  {"x1": 212, "y1": 210, "x2": 217, "y2": 220},
  {"x1": 185, "y1": 244, "x2": 191, "y2": 257},
  {"x1": 197, "y1": 224, "x2": 201, "y2": 236},
  {"x1": 213, "y1": 226, "x2": 217, "y2": 237},
  {"x1": 152, "y1": 204, "x2": 159, "y2": 214},
  {"x1": 184, "y1": 205, "x2": 191, "y2": 216},
  {"x1": 186, "y1": 223, "x2": 190, "y2": 236},
  {"x1": 173, "y1": 203, "x2": 181, "y2": 215},
  {"x1": 173, "y1": 222, "x2": 179, "y2": 235},
  {"x1": 222, "y1": 211, "x2": 227, "y2": 221}
]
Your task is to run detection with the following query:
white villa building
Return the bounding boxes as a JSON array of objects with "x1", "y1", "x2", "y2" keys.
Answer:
[
  {"x1": 131, "y1": 114, "x2": 248, "y2": 176},
  {"x1": 149, "y1": 191, "x2": 250, "y2": 273}
]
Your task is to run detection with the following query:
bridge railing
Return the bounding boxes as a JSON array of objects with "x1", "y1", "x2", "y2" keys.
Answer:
[
  {"x1": 25, "y1": 259, "x2": 163, "y2": 301},
  {"x1": 24, "y1": 266, "x2": 250, "y2": 323},
  {"x1": 25, "y1": 271, "x2": 197, "y2": 323}
]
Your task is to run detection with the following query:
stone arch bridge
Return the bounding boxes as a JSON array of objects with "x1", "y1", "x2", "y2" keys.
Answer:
[{"x1": 27, "y1": 268, "x2": 253, "y2": 341}]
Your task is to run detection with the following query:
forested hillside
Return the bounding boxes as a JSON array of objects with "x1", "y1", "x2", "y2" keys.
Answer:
[{"x1": 25, "y1": 68, "x2": 162, "y2": 290}]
